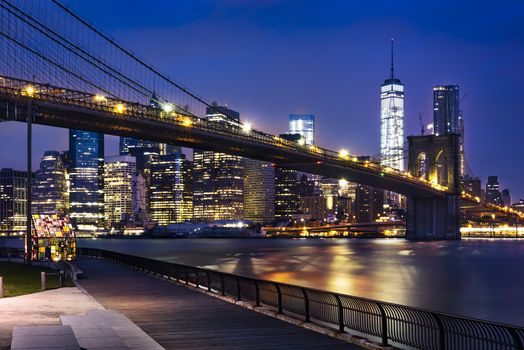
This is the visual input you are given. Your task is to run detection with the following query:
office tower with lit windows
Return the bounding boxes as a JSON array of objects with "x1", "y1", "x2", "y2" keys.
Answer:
[
  {"x1": 380, "y1": 40, "x2": 404, "y2": 172},
  {"x1": 485, "y1": 176, "x2": 502, "y2": 205},
  {"x1": 355, "y1": 184, "x2": 384, "y2": 223},
  {"x1": 501, "y1": 189, "x2": 511, "y2": 207},
  {"x1": 69, "y1": 130, "x2": 105, "y2": 234},
  {"x1": 104, "y1": 155, "x2": 136, "y2": 228},
  {"x1": 32, "y1": 151, "x2": 68, "y2": 216},
  {"x1": 193, "y1": 106, "x2": 243, "y2": 221},
  {"x1": 0, "y1": 169, "x2": 28, "y2": 235},
  {"x1": 513, "y1": 199, "x2": 524, "y2": 213},
  {"x1": 462, "y1": 176, "x2": 481, "y2": 198},
  {"x1": 274, "y1": 168, "x2": 300, "y2": 221},
  {"x1": 380, "y1": 40, "x2": 404, "y2": 208},
  {"x1": 149, "y1": 153, "x2": 192, "y2": 225},
  {"x1": 243, "y1": 159, "x2": 275, "y2": 224},
  {"x1": 433, "y1": 85, "x2": 460, "y2": 136},
  {"x1": 289, "y1": 114, "x2": 315, "y2": 145}
]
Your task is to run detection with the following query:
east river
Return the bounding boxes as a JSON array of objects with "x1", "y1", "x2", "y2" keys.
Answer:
[{"x1": 70, "y1": 237, "x2": 524, "y2": 326}]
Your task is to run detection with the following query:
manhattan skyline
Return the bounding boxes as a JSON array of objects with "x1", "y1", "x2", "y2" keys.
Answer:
[{"x1": 0, "y1": 0, "x2": 522, "y2": 199}]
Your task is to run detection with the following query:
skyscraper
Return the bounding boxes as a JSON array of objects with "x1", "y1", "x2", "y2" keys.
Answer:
[
  {"x1": 355, "y1": 184, "x2": 384, "y2": 223},
  {"x1": 274, "y1": 167, "x2": 300, "y2": 221},
  {"x1": 274, "y1": 134, "x2": 301, "y2": 222},
  {"x1": 501, "y1": 189, "x2": 511, "y2": 207},
  {"x1": 149, "y1": 152, "x2": 193, "y2": 225},
  {"x1": 193, "y1": 106, "x2": 243, "y2": 222},
  {"x1": 433, "y1": 85, "x2": 460, "y2": 136},
  {"x1": 243, "y1": 159, "x2": 275, "y2": 224},
  {"x1": 69, "y1": 130, "x2": 104, "y2": 234},
  {"x1": 485, "y1": 176, "x2": 501, "y2": 205},
  {"x1": 104, "y1": 155, "x2": 136, "y2": 228},
  {"x1": 289, "y1": 114, "x2": 315, "y2": 145},
  {"x1": 32, "y1": 151, "x2": 68, "y2": 216},
  {"x1": 0, "y1": 169, "x2": 28, "y2": 235},
  {"x1": 380, "y1": 39, "x2": 404, "y2": 172}
]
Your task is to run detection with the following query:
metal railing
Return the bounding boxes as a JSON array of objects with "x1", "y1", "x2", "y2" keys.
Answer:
[{"x1": 77, "y1": 247, "x2": 524, "y2": 350}]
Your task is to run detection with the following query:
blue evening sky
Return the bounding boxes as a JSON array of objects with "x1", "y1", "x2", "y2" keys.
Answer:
[{"x1": 1, "y1": 0, "x2": 523, "y2": 199}]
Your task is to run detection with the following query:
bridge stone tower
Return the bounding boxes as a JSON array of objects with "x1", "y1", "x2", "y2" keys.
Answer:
[{"x1": 406, "y1": 134, "x2": 461, "y2": 240}]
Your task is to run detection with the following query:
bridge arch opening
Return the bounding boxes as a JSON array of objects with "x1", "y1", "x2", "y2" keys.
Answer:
[
  {"x1": 416, "y1": 152, "x2": 428, "y2": 179},
  {"x1": 435, "y1": 150, "x2": 448, "y2": 187}
]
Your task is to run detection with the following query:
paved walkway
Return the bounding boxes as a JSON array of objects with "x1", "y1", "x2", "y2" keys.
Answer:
[
  {"x1": 0, "y1": 287, "x2": 103, "y2": 350},
  {"x1": 76, "y1": 257, "x2": 358, "y2": 350}
]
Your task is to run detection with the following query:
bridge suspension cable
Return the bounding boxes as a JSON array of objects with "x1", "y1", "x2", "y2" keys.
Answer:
[{"x1": 0, "y1": 0, "x2": 239, "y2": 122}]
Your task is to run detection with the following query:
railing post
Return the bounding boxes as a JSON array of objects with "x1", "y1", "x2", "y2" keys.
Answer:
[
  {"x1": 220, "y1": 275, "x2": 225, "y2": 296},
  {"x1": 236, "y1": 277, "x2": 241, "y2": 301},
  {"x1": 275, "y1": 284, "x2": 283, "y2": 314},
  {"x1": 431, "y1": 312, "x2": 446, "y2": 350},
  {"x1": 334, "y1": 295, "x2": 345, "y2": 332},
  {"x1": 206, "y1": 272, "x2": 211, "y2": 292},
  {"x1": 376, "y1": 303, "x2": 388, "y2": 346},
  {"x1": 59, "y1": 271, "x2": 64, "y2": 287},
  {"x1": 185, "y1": 270, "x2": 189, "y2": 285},
  {"x1": 301, "y1": 288, "x2": 310, "y2": 322},
  {"x1": 0, "y1": 276, "x2": 3, "y2": 298},
  {"x1": 41, "y1": 272, "x2": 46, "y2": 291},
  {"x1": 254, "y1": 281, "x2": 261, "y2": 307}
]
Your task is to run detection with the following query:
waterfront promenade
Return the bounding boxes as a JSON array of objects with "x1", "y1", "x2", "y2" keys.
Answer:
[{"x1": 75, "y1": 257, "x2": 357, "y2": 350}]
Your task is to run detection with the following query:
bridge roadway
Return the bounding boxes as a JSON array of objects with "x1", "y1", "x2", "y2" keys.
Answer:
[
  {"x1": 74, "y1": 256, "x2": 358, "y2": 350},
  {"x1": 0, "y1": 75, "x2": 444, "y2": 198}
]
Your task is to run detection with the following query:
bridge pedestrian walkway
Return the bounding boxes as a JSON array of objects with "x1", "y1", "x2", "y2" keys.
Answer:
[{"x1": 75, "y1": 257, "x2": 358, "y2": 350}]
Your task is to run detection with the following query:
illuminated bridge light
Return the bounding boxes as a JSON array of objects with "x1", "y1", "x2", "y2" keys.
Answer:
[
  {"x1": 24, "y1": 85, "x2": 35, "y2": 97},
  {"x1": 297, "y1": 138, "x2": 306, "y2": 146},
  {"x1": 114, "y1": 103, "x2": 125, "y2": 114},
  {"x1": 338, "y1": 149, "x2": 349, "y2": 158},
  {"x1": 162, "y1": 103, "x2": 174, "y2": 113},
  {"x1": 241, "y1": 122, "x2": 252, "y2": 134},
  {"x1": 93, "y1": 94, "x2": 107, "y2": 103},
  {"x1": 183, "y1": 117, "x2": 192, "y2": 127}
]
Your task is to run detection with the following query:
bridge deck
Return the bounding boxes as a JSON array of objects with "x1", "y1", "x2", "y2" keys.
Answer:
[{"x1": 75, "y1": 257, "x2": 357, "y2": 350}]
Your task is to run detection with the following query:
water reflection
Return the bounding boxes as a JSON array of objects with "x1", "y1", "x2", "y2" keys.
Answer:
[{"x1": 63, "y1": 237, "x2": 524, "y2": 326}]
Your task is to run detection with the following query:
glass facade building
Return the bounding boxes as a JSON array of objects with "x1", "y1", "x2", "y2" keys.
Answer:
[
  {"x1": 380, "y1": 58, "x2": 404, "y2": 171},
  {"x1": 193, "y1": 106, "x2": 243, "y2": 222},
  {"x1": 32, "y1": 151, "x2": 68, "y2": 216},
  {"x1": 0, "y1": 168, "x2": 27, "y2": 235},
  {"x1": 289, "y1": 114, "x2": 315, "y2": 145},
  {"x1": 486, "y1": 176, "x2": 502, "y2": 205},
  {"x1": 243, "y1": 159, "x2": 275, "y2": 224},
  {"x1": 433, "y1": 85, "x2": 460, "y2": 136},
  {"x1": 274, "y1": 168, "x2": 299, "y2": 221},
  {"x1": 149, "y1": 153, "x2": 193, "y2": 225},
  {"x1": 69, "y1": 130, "x2": 105, "y2": 234},
  {"x1": 104, "y1": 155, "x2": 136, "y2": 228}
]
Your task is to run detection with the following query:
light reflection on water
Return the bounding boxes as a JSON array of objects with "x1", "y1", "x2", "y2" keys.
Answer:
[{"x1": 5, "y1": 237, "x2": 523, "y2": 326}]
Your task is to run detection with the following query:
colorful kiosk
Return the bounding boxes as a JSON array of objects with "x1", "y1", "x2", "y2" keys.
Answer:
[{"x1": 31, "y1": 214, "x2": 77, "y2": 261}]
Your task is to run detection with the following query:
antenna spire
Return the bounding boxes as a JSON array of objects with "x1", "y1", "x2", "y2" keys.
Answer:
[{"x1": 390, "y1": 38, "x2": 394, "y2": 80}]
